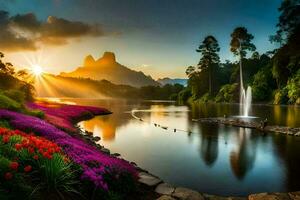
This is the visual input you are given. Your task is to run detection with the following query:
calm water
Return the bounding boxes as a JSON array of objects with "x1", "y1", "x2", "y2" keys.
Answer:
[{"x1": 60, "y1": 98, "x2": 300, "y2": 196}]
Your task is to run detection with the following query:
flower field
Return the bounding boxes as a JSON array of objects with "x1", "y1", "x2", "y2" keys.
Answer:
[
  {"x1": 27, "y1": 101, "x2": 111, "y2": 133},
  {"x1": 0, "y1": 102, "x2": 138, "y2": 199}
]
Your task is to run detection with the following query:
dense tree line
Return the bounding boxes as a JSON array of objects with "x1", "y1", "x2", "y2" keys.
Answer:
[{"x1": 181, "y1": 0, "x2": 300, "y2": 105}]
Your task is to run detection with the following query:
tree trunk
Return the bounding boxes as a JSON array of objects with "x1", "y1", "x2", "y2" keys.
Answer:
[{"x1": 209, "y1": 66, "x2": 212, "y2": 95}]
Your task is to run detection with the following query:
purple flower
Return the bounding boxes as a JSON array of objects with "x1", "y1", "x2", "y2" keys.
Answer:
[{"x1": 0, "y1": 109, "x2": 137, "y2": 190}]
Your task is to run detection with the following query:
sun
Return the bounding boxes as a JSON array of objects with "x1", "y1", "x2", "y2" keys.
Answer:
[{"x1": 31, "y1": 65, "x2": 44, "y2": 76}]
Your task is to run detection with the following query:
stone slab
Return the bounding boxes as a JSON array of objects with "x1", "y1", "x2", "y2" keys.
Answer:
[
  {"x1": 138, "y1": 172, "x2": 162, "y2": 186},
  {"x1": 172, "y1": 187, "x2": 205, "y2": 200},
  {"x1": 155, "y1": 183, "x2": 175, "y2": 195}
]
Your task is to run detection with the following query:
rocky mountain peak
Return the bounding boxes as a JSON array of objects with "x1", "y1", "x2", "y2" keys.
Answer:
[
  {"x1": 97, "y1": 52, "x2": 116, "y2": 64},
  {"x1": 83, "y1": 55, "x2": 96, "y2": 67}
]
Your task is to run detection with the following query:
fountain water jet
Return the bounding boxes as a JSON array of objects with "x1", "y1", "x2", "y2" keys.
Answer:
[{"x1": 239, "y1": 55, "x2": 253, "y2": 118}]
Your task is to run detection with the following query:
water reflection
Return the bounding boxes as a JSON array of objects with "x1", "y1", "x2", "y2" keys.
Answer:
[
  {"x1": 71, "y1": 99, "x2": 300, "y2": 195},
  {"x1": 199, "y1": 124, "x2": 219, "y2": 167},
  {"x1": 230, "y1": 128, "x2": 257, "y2": 180}
]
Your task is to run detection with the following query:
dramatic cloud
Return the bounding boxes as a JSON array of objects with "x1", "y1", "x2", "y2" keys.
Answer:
[{"x1": 0, "y1": 10, "x2": 104, "y2": 51}]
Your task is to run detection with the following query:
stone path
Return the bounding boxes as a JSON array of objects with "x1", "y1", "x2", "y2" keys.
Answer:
[{"x1": 137, "y1": 171, "x2": 300, "y2": 200}]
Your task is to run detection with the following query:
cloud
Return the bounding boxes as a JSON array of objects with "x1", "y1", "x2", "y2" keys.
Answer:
[{"x1": 0, "y1": 10, "x2": 105, "y2": 52}]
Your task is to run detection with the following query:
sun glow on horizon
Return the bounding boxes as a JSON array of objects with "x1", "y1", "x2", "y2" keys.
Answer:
[{"x1": 31, "y1": 65, "x2": 44, "y2": 76}]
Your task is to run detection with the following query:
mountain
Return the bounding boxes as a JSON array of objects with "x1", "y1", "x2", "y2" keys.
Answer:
[
  {"x1": 60, "y1": 52, "x2": 159, "y2": 87},
  {"x1": 157, "y1": 77, "x2": 187, "y2": 86}
]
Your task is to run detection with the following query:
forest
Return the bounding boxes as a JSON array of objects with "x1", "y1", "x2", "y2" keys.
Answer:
[{"x1": 178, "y1": 0, "x2": 300, "y2": 105}]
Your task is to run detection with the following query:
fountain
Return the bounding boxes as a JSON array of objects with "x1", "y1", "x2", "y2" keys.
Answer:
[{"x1": 238, "y1": 58, "x2": 254, "y2": 118}]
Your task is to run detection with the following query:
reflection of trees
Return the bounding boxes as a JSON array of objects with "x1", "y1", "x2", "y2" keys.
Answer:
[
  {"x1": 78, "y1": 99, "x2": 148, "y2": 141},
  {"x1": 199, "y1": 124, "x2": 219, "y2": 167},
  {"x1": 272, "y1": 134, "x2": 300, "y2": 191},
  {"x1": 230, "y1": 128, "x2": 257, "y2": 180}
]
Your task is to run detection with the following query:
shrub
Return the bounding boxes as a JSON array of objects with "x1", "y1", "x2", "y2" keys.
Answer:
[
  {"x1": 0, "y1": 128, "x2": 79, "y2": 199},
  {"x1": 177, "y1": 88, "x2": 191, "y2": 103},
  {"x1": 0, "y1": 127, "x2": 80, "y2": 199},
  {"x1": 199, "y1": 93, "x2": 213, "y2": 103},
  {"x1": 215, "y1": 83, "x2": 238, "y2": 103},
  {"x1": 0, "y1": 93, "x2": 22, "y2": 111},
  {"x1": 285, "y1": 69, "x2": 300, "y2": 104},
  {"x1": 273, "y1": 88, "x2": 289, "y2": 104},
  {"x1": 252, "y1": 70, "x2": 271, "y2": 101},
  {"x1": 169, "y1": 93, "x2": 178, "y2": 101},
  {"x1": 3, "y1": 90, "x2": 25, "y2": 104}
]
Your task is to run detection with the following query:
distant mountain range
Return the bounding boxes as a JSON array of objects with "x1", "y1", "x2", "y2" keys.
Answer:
[
  {"x1": 60, "y1": 52, "x2": 159, "y2": 87},
  {"x1": 157, "y1": 77, "x2": 187, "y2": 86}
]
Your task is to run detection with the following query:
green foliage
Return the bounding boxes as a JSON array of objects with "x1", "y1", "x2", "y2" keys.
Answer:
[
  {"x1": 285, "y1": 69, "x2": 300, "y2": 104},
  {"x1": 272, "y1": 0, "x2": 300, "y2": 43},
  {"x1": 273, "y1": 88, "x2": 289, "y2": 104},
  {"x1": 198, "y1": 93, "x2": 213, "y2": 103},
  {"x1": 196, "y1": 35, "x2": 220, "y2": 95},
  {"x1": 252, "y1": 66, "x2": 275, "y2": 101},
  {"x1": 215, "y1": 83, "x2": 238, "y2": 103},
  {"x1": 0, "y1": 120, "x2": 11, "y2": 129},
  {"x1": 3, "y1": 89, "x2": 25, "y2": 104},
  {"x1": 177, "y1": 88, "x2": 192, "y2": 103},
  {"x1": 0, "y1": 92, "x2": 44, "y2": 118},
  {"x1": 230, "y1": 27, "x2": 256, "y2": 58},
  {"x1": 169, "y1": 93, "x2": 178, "y2": 101},
  {"x1": 0, "y1": 93, "x2": 22, "y2": 111},
  {"x1": 138, "y1": 84, "x2": 184, "y2": 100},
  {"x1": 33, "y1": 154, "x2": 80, "y2": 199},
  {"x1": 24, "y1": 109, "x2": 45, "y2": 119}
]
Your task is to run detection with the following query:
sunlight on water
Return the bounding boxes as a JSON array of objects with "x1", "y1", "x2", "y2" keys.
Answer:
[{"x1": 73, "y1": 99, "x2": 300, "y2": 196}]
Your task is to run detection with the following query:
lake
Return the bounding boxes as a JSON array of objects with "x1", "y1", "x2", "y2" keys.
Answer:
[{"x1": 58, "y1": 98, "x2": 300, "y2": 196}]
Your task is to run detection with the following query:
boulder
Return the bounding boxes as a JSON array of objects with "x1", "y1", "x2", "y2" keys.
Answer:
[
  {"x1": 172, "y1": 187, "x2": 205, "y2": 200},
  {"x1": 157, "y1": 195, "x2": 176, "y2": 200},
  {"x1": 93, "y1": 136, "x2": 101, "y2": 141},
  {"x1": 248, "y1": 192, "x2": 291, "y2": 200},
  {"x1": 138, "y1": 172, "x2": 162, "y2": 186},
  {"x1": 155, "y1": 183, "x2": 175, "y2": 195},
  {"x1": 289, "y1": 191, "x2": 300, "y2": 200}
]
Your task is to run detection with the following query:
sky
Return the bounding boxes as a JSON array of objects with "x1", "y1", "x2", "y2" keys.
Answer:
[{"x1": 0, "y1": 0, "x2": 282, "y2": 79}]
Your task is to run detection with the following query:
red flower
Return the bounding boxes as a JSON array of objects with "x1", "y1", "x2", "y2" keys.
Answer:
[
  {"x1": 4, "y1": 172, "x2": 13, "y2": 180},
  {"x1": 15, "y1": 143, "x2": 22, "y2": 151},
  {"x1": 33, "y1": 155, "x2": 39, "y2": 160},
  {"x1": 2, "y1": 136, "x2": 10, "y2": 143},
  {"x1": 9, "y1": 161, "x2": 19, "y2": 171},
  {"x1": 24, "y1": 165, "x2": 32, "y2": 173},
  {"x1": 28, "y1": 147, "x2": 34, "y2": 154}
]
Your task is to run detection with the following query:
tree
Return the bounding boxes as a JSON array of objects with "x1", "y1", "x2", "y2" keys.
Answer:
[
  {"x1": 272, "y1": 0, "x2": 300, "y2": 44},
  {"x1": 230, "y1": 27, "x2": 256, "y2": 91},
  {"x1": 196, "y1": 35, "x2": 220, "y2": 95},
  {"x1": 0, "y1": 52, "x2": 15, "y2": 75},
  {"x1": 185, "y1": 66, "x2": 196, "y2": 78}
]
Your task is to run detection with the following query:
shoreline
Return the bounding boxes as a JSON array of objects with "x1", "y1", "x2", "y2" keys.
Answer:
[
  {"x1": 78, "y1": 112, "x2": 300, "y2": 200},
  {"x1": 192, "y1": 117, "x2": 300, "y2": 136}
]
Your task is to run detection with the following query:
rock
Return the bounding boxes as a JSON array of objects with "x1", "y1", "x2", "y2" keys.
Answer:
[
  {"x1": 203, "y1": 194, "x2": 246, "y2": 200},
  {"x1": 101, "y1": 148, "x2": 110, "y2": 154},
  {"x1": 93, "y1": 136, "x2": 101, "y2": 141},
  {"x1": 155, "y1": 183, "x2": 175, "y2": 195},
  {"x1": 289, "y1": 191, "x2": 300, "y2": 200},
  {"x1": 287, "y1": 132, "x2": 294, "y2": 135},
  {"x1": 248, "y1": 192, "x2": 290, "y2": 200},
  {"x1": 172, "y1": 187, "x2": 205, "y2": 200},
  {"x1": 138, "y1": 172, "x2": 162, "y2": 186},
  {"x1": 157, "y1": 195, "x2": 176, "y2": 200},
  {"x1": 130, "y1": 161, "x2": 137, "y2": 166}
]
